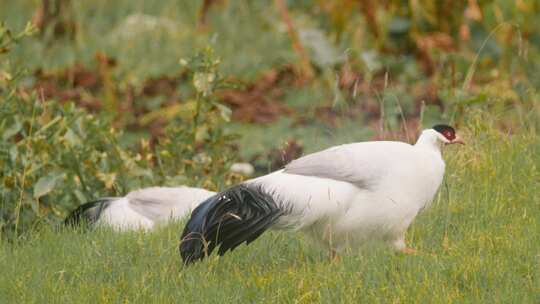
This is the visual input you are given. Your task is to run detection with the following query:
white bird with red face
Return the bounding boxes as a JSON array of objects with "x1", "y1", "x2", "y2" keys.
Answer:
[
  {"x1": 65, "y1": 186, "x2": 216, "y2": 231},
  {"x1": 180, "y1": 125, "x2": 464, "y2": 264}
]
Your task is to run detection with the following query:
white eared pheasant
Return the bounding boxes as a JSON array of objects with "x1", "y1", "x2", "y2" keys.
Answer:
[
  {"x1": 180, "y1": 125, "x2": 464, "y2": 264},
  {"x1": 65, "y1": 186, "x2": 215, "y2": 231}
]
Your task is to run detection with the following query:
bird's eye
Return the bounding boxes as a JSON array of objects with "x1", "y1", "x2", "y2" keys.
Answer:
[{"x1": 443, "y1": 130, "x2": 455, "y2": 140}]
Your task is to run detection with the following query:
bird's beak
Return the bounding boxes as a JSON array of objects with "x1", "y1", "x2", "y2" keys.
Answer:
[{"x1": 450, "y1": 134, "x2": 465, "y2": 145}]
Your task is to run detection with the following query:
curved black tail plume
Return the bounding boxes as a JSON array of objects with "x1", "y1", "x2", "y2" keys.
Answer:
[
  {"x1": 180, "y1": 184, "x2": 285, "y2": 264},
  {"x1": 64, "y1": 198, "x2": 115, "y2": 228}
]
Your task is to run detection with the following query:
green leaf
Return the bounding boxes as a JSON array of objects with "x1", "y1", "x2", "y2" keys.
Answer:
[
  {"x1": 33, "y1": 174, "x2": 59, "y2": 199},
  {"x1": 2, "y1": 118, "x2": 22, "y2": 140},
  {"x1": 30, "y1": 199, "x2": 40, "y2": 215},
  {"x1": 64, "y1": 128, "x2": 82, "y2": 146},
  {"x1": 74, "y1": 189, "x2": 87, "y2": 204},
  {"x1": 213, "y1": 102, "x2": 232, "y2": 122},
  {"x1": 193, "y1": 72, "x2": 215, "y2": 96},
  {"x1": 8, "y1": 145, "x2": 18, "y2": 162}
]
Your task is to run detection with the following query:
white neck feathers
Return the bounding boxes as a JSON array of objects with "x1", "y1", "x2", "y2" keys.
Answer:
[{"x1": 414, "y1": 129, "x2": 443, "y2": 153}]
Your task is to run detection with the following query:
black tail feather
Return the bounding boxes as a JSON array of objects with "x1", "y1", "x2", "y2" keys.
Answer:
[
  {"x1": 64, "y1": 198, "x2": 115, "y2": 228},
  {"x1": 179, "y1": 184, "x2": 285, "y2": 264}
]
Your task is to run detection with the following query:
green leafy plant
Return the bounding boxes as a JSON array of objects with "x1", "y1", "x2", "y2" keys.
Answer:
[
  {"x1": 1, "y1": 23, "x2": 237, "y2": 238},
  {"x1": 154, "y1": 47, "x2": 239, "y2": 190}
]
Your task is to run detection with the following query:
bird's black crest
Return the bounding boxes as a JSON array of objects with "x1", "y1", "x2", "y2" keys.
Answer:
[
  {"x1": 64, "y1": 198, "x2": 113, "y2": 228},
  {"x1": 179, "y1": 184, "x2": 286, "y2": 265},
  {"x1": 432, "y1": 124, "x2": 456, "y2": 140}
]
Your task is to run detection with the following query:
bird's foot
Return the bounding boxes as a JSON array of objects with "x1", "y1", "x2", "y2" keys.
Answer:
[
  {"x1": 330, "y1": 249, "x2": 341, "y2": 263},
  {"x1": 400, "y1": 247, "x2": 418, "y2": 255},
  {"x1": 392, "y1": 238, "x2": 417, "y2": 255}
]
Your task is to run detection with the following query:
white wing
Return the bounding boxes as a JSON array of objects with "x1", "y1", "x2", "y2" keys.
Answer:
[{"x1": 284, "y1": 142, "x2": 410, "y2": 188}]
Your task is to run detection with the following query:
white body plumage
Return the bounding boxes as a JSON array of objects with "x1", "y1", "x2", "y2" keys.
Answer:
[
  {"x1": 85, "y1": 187, "x2": 216, "y2": 231},
  {"x1": 247, "y1": 133, "x2": 445, "y2": 251},
  {"x1": 180, "y1": 126, "x2": 462, "y2": 263}
]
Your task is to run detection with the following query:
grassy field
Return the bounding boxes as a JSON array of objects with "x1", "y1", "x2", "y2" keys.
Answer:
[
  {"x1": 1, "y1": 1, "x2": 540, "y2": 302},
  {"x1": 1, "y1": 114, "x2": 538, "y2": 303}
]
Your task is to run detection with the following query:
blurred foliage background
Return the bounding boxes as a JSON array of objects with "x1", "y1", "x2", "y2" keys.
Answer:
[{"x1": 0, "y1": 0, "x2": 539, "y2": 237}]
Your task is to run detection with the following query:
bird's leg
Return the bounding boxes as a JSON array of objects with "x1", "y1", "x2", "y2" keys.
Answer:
[
  {"x1": 330, "y1": 249, "x2": 341, "y2": 263},
  {"x1": 392, "y1": 237, "x2": 417, "y2": 255},
  {"x1": 400, "y1": 247, "x2": 418, "y2": 255}
]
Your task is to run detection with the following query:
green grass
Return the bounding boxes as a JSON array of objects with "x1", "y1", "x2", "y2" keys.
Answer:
[
  {"x1": 1, "y1": 115, "x2": 538, "y2": 303},
  {"x1": 1, "y1": 1, "x2": 539, "y2": 302}
]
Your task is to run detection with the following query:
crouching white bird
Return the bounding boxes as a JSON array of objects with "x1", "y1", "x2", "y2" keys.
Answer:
[
  {"x1": 65, "y1": 186, "x2": 216, "y2": 231},
  {"x1": 180, "y1": 125, "x2": 464, "y2": 264}
]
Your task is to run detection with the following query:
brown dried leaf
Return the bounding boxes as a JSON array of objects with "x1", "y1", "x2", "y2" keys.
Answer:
[{"x1": 217, "y1": 66, "x2": 296, "y2": 123}]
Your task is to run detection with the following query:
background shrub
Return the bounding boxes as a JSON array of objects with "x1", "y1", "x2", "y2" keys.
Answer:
[{"x1": 0, "y1": 25, "x2": 237, "y2": 238}]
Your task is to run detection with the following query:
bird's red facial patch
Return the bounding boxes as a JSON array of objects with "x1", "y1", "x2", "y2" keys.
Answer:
[
  {"x1": 441, "y1": 129, "x2": 455, "y2": 140},
  {"x1": 432, "y1": 124, "x2": 456, "y2": 141}
]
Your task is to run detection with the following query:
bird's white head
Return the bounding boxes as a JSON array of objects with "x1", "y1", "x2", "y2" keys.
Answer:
[{"x1": 416, "y1": 124, "x2": 464, "y2": 149}]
